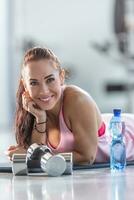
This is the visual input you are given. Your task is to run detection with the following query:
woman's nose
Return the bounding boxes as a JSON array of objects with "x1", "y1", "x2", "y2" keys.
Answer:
[{"x1": 39, "y1": 83, "x2": 49, "y2": 94}]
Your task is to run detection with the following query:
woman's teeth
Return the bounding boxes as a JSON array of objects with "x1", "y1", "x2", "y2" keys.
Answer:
[{"x1": 40, "y1": 97, "x2": 52, "y2": 102}]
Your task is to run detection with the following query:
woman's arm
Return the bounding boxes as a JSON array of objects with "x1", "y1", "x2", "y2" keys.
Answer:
[
  {"x1": 22, "y1": 91, "x2": 47, "y2": 145},
  {"x1": 30, "y1": 117, "x2": 47, "y2": 145},
  {"x1": 67, "y1": 92, "x2": 100, "y2": 164},
  {"x1": 31, "y1": 125, "x2": 47, "y2": 145}
]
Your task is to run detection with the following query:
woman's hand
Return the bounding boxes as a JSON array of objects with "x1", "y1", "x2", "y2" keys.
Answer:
[
  {"x1": 22, "y1": 91, "x2": 47, "y2": 123},
  {"x1": 5, "y1": 145, "x2": 27, "y2": 161}
]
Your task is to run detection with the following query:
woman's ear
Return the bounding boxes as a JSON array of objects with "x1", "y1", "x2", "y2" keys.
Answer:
[{"x1": 60, "y1": 69, "x2": 65, "y2": 85}]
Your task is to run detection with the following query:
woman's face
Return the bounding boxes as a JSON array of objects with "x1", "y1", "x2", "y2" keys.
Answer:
[{"x1": 22, "y1": 59, "x2": 64, "y2": 111}]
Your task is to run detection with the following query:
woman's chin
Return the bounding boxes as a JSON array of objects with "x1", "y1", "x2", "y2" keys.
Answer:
[{"x1": 39, "y1": 103, "x2": 55, "y2": 111}]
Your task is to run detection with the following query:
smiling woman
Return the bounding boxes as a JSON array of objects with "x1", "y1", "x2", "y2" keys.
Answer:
[
  {"x1": 22, "y1": 59, "x2": 64, "y2": 111},
  {"x1": 6, "y1": 46, "x2": 103, "y2": 164},
  {"x1": 17, "y1": 47, "x2": 65, "y2": 148},
  {"x1": 6, "y1": 47, "x2": 134, "y2": 165}
]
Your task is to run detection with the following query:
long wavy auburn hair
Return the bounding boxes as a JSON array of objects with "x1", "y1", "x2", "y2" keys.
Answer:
[{"x1": 15, "y1": 47, "x2": 62, "y2": 148}]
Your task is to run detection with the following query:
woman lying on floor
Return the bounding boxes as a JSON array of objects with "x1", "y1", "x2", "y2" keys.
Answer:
[{"x1": 6, "y1": 47, "x2": 134, "y2": 164}]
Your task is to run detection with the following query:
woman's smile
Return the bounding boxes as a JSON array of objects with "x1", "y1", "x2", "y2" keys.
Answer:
[
  {"x1": 34, "y1": 94, "x2": 58, "y2": 110},
  {"x1": 39, "y1": 95, "x2": 54, "y2": 103}
]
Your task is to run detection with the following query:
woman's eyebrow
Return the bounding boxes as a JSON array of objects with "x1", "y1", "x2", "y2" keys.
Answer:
[
  {"x1": 29, "y1": 79, "x2": 38, "y2": 81},
  {"x1": 29, "y1": 74, "x2": 54, "y2": 81},
  {"x1": 44, "y1": 74, "x2": 54, "y2": 79}
]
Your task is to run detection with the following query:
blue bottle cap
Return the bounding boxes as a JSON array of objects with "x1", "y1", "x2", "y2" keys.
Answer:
[{"x1": 113, "y1": 109, "x2": 121, "y2": 117}]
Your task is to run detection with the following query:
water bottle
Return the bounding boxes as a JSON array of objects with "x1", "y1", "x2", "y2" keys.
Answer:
[{"x1": 109, "y1": 109, "x2": 126, "y2": 171}]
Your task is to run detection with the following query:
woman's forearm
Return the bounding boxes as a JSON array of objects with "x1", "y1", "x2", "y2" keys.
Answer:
[
  {"x1": 31, "y1": 119, "x2": 47, "y2": 145},
  {"x1": 31, "y1": 129, "x2": 47, "y2": 145}
]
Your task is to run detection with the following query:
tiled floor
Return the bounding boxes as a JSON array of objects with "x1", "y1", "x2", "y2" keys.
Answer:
[{"x1": 0, "y1": 131, "x2": 134, "y2": 200}]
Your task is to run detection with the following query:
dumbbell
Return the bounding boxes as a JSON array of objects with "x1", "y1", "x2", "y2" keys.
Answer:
[
  {"x1": 27, "y1": 143, "x2": 66, "y2": 176},
  {"x1": 12, "y1": 143, "x2": 73, "y2": 176}
]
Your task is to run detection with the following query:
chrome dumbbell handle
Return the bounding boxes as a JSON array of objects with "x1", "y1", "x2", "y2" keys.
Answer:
[{"x1": 60, "y1": 152, "x2": 73, "y2": 175}]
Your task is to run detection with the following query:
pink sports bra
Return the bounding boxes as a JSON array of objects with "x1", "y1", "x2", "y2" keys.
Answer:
[
  {"x1": 47, "y1": 106, "x2": 106, "y2": 154},
  {"x1": 47, "y1": 105, "x2": 75, "y2": 153},
  {"x1": 98, "y1": 122, "x2": 106, "y2": 137}
]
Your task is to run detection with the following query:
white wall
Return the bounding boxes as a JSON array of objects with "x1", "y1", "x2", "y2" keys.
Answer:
[
  {"x1": 0, "y1": 0, "x2": 12, "y2": 128},
  {"x1": 13, "y1": 0, "x2": 129, "y2": 113}
]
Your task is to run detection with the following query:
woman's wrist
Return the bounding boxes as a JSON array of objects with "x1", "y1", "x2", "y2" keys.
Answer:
[
  {"x1": 36, "y1": 116, "x2": 47, "y2": 124},
  {"x1": 36, "y1": 120, "x2": 47, "y2": 124},
  {"x1": 34, "y1": 120, "x2": 47, "y2": 134}
]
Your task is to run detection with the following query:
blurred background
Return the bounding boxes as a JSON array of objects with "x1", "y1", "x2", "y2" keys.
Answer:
[{"x1": 1, "y1": 0, "x2": 134, "y2": 132}]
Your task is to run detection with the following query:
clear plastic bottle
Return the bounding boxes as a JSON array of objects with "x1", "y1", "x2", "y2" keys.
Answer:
[{"x1": 109, "y1": 109, "x2": 126, "y2": 171}]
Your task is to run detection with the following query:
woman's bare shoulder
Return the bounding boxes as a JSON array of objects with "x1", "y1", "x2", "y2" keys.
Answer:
[
  {"x1": 63, "y1": 85, "x2": 97, "y2": 112},
  {"x1": 63, "y1": 85, "x2": 95, "y2": 105},
  {"x1": 63, "y1": 85, "x2": 102, "y2": 124}
]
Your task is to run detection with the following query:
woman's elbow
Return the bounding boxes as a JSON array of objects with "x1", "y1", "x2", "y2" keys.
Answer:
[
  {"x1": 76, "y1": 150, "x2": 96, "y2": 164},
  {"x1": 83, "y1": 145, "x2": 98, "y2": 164},
  {"x1": 83, "y1": 153, "x2": 96, "y2": 165}
]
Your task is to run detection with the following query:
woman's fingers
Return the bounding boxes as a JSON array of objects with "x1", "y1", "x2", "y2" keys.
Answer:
[
  {"x1": 7, "y1": 145, "x2": 17, "y2": 151},
  {"x1": 5, "y1": 149, "x2": 16, "y2": 161},
  {"x1": 22, "y1": 92, "x2": 38, "y2": 114},
  {"x1": 5, "y1": 145, "x2": 17, "y2": 158},
  {"x1": 27, "y1": 101, "x2": 40, "y2": 115},
  {"x1": 22, "y1": 92, "x2": 47, "y2": 120},
  {"x1": 5, "y1": 146, "x2": 27, "y2": 161},
  {"x1": 22, "y1": 92, "x2": 32, "y2": 111}
]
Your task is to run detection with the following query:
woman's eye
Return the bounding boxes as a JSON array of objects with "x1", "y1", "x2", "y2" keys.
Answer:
[
  {"x1": 47, "y1": 78, "x2": 55, "y2": 83},
  {"x1": 30, "y1": 82, "x2": 38, "y2": 86}
]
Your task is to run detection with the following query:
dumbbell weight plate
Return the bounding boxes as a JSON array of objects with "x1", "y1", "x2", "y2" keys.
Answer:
[
  {"x1": 12, "y1": 154, "x2": 27, "y2": 175},
  {"x1": 41, "y1": 153, "x2": 66, "y2": 176}
]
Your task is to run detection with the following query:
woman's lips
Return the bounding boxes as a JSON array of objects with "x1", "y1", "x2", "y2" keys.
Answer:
[{"x1": 39, "y1": 95, "x2": 53, "y2": 103}]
